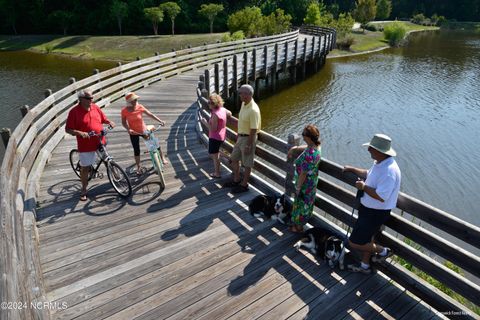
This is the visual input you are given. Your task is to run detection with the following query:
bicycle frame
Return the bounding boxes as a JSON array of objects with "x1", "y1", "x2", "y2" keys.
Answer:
[
  {"x1": 142, "y1": 124, "x2": 166, "y2": 188},
  {"x1": 142, "y1": 125, "x2": 163, "y2": 171},
  {"x1": 89, "y1": 129, "x2": 113, "y2": 176}
]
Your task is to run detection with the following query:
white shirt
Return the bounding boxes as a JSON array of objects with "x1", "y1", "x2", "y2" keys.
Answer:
[{"x1": 361, "y1": 157, "x2": 401, "y2": 210}]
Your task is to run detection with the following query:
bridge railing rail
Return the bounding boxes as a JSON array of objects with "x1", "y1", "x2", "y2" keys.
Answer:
[{"x1": 196, "y1": 27, "x2": 479, "y2": 318}]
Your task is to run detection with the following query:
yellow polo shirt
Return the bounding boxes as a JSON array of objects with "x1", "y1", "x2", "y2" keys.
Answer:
[{"x1": 238, "y1": 99, "x2": 261, "y2": 134}]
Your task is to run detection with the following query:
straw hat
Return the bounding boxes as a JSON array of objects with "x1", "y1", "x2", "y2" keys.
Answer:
[
  {"x1": 363, "y1": 134, "x2": 396, "y2": 156},
  {"x1": 125, "y1": 92, "x2": 140, "y2": 102}
]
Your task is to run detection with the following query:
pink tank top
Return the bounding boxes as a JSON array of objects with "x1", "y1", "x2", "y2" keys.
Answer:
[{"x1": 209, "y1": 107, "x2": 227, "y2": 141}]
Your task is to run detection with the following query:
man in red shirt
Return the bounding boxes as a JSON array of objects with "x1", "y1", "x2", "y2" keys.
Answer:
[{"x1": 65, "y1": 89, "x2": 115, "y2": 201}]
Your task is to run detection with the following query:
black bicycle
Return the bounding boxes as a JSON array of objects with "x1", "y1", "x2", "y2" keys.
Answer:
[{"x1": 69, "y1": 126, "x2": 132, "y2": 198}]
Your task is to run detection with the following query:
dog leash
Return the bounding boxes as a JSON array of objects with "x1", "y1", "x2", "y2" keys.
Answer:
[{"x1": 345, "y1": 189, "x2": 364, "y2": 238}]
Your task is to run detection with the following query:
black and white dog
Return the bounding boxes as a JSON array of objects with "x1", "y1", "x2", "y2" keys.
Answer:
[
  {"x1": 294, "y1": 227, "x2": 346, "y2": 270},
  {"x1": 249, "y1": 194, "x2": 292, "y2": 224}
]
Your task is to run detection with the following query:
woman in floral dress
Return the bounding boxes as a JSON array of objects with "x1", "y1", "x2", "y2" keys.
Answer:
[{"x1": 288, "y1": 124, "x2": 322, "y2": 233}]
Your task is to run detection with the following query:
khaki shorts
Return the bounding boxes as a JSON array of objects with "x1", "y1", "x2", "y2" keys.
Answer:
[
  {"x1": 79, "y1": 151, "x2": 97, "y2": 167},
  {"x1": 231, "y1": 135, "x2": 257, "y2": 168}
]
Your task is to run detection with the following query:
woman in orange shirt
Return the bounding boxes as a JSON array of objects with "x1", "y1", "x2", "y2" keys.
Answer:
[{"x1": 121, "y1": 92, "x2": 167, "y2": 175}]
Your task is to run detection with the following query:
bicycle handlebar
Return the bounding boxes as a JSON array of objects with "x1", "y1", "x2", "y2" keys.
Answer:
[
  {"x1": 143, "y1": 124, "x2": 163, "y2": 135},
  {"x1": 88, "y1": 125, "x2": 113, "y2": 137}
]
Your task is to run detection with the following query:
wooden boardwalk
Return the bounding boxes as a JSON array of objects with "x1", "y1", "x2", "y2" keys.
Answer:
[{"x1": 36, "y1": 71, "x2": 445, "y2": 319}]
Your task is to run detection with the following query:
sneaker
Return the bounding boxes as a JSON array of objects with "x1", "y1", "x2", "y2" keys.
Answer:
[
  {"x1": 232, "y1": 185, "x2": 249, "y2": 193},
  {"x1": 347, "y1": 263, "x2": 371, "y2": 274},
  {"x1": 223, "y1": 180, "x2": 240, "y2": 188},
  {"x1": 372, "y1": 248, "x2": 393, "y2": 263}
]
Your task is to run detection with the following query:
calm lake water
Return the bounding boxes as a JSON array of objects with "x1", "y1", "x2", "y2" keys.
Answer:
[
  {"x1": 260, "y1": 30, "x2": 480, "y2": 227},
  {"x1": 0, "y1": 51, "x2": 115, "y2": 160}
]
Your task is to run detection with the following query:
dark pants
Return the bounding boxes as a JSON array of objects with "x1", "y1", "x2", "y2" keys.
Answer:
[
  {"x1": 349, "y1": 204, "x2": 391, "y2": 245},
  {"x1": 130, "y1": 134, "x2": 140, "y2": 156}
]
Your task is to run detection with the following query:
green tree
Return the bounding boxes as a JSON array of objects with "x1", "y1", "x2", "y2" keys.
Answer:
[
  {"x1": 198, "y1": 3, "x2": 224, "y2": 34},
  {"x1": 144, "y1": 7, "x2": 164, "y2": 35},
  {"x1": 333, "y1": 12, "x2": 355, "y2": 38},
  {"x1": 303, "y1": 2, "x2": 333, "y2": 26},
  {"x1": 111, "y1": 0, "x2": 128, "y2": 35},
  {"x1": 0, "y1": 0, "x2": 17, "y2": 34},
  {"x1": 160, "y1": 2, "x2": 181, "y2": 35},
  {"x1": 304, "y1": 2, "x2": 321, "y2": 25},
  {"x1": 49, "y1": 10, "x2": 73, "y2": 35},
  {"x1": 262, "y1": 8, "x2": 292, "y2": 35},
  {"x1": 376, "y1": 0, "x2": 392, "y2": 20},
  {"x1": 227, "y1": 6, "x2": 264, "y2": 37},
  {"x1": 353, "y1": 0, "x2": 377, "y2": 32}
]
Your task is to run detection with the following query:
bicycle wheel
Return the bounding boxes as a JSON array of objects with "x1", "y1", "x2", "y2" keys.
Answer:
[
  {"x1": 152, "y1": 151, "x2": 165, "y2": 188},
  {"x1": 69, "y1": 149, "x2": 94, "y2": 180},
  {"x1": 106, "y1": 160, "x2": 132, "y2": 198}
]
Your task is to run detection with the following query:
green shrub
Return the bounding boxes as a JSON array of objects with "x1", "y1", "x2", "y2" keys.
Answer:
[
  {"x1": 44, "y1": 44, "x2": 54, "y2": 53},
  {"x1": 231, "y1": 30, "x2": 245, "y2": 41},
  {"x1": 221, "y1": 30, "x2": 245, "y2": 42},
  {"x1": 336, "y1": 36, "x2": 355, "y2": 50},
  {"x1": 411, "y1": 13, "x2": 426, "y2": 25},
  {"x1": 383, "y1": 22, "x2": 406, "y2": 46},
  {"x1": 364, "y1": 23, "x2": 378, "y2": 31},
  {"x1": 333, "y1": 13, "x2": 355, "y2": 38}
]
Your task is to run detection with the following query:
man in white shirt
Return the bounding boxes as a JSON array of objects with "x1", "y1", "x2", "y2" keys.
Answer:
[{"x1": 343, "y1": 134, "x2": 401, "y2": 274}]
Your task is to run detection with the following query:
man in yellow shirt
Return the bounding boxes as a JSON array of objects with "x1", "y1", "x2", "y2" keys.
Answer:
[{"x1": 224, "y1": 84, "x2": 261, "y2": 193}]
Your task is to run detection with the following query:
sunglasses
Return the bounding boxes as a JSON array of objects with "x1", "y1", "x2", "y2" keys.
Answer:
[{"x1": 81, "y1": 96, "x2": 93, "y2": 100}]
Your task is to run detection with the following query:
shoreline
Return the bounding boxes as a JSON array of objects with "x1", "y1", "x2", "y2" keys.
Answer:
[
  {"x1": 1, "y1": 27, "x2": 440, "y2": 64},
  {"x1": 328, "y1": 28, "x2": 439, "y2": 59}
]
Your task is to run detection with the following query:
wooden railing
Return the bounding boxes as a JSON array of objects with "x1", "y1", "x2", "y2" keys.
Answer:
[
  {"x1": 0, "y1": 30, "x2": 306, "y2": 320},
  {"x1": 195, "y1": 27, "x2": 480, "y2": 319}
]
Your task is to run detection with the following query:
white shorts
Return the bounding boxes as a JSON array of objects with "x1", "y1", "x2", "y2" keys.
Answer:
[{"x1": 79, "y1": 151, "x2": 97, "y2": 167}]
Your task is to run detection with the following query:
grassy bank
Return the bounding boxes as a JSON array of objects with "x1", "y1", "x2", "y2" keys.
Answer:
[
  {"x1": 330, "y1": 21, "x2": 439, "y2": 57},
  {"x1": 0, "y1": 33, "x2": 227, "y2": 62}
]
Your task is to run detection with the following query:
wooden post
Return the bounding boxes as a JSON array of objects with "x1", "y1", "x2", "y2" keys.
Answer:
[
  {"x1": 290, "y1": 39, "x2": 298, "y2": 84},
  {"x1": 302, "y1": 38, "x2": 307, "y2": 79},
  {"x1": 223, "y1": 59, "x2": 230, "y2": 99},
  {"x1": 214, "y1": 63, "x2": 220, "y2": 94},
  {"x1": 204, "y1": 69, "x2": 211, "y2": 96},
  {"x1": 263, "y1": 45, "x2": 268, "y2": 79},
  {"x1": 321, "y1": 35, "x2": 327, "y2": 66},
  {"x1": 199, "y1": 75, "x2": 208, "y2": 98},
  {"x1": 272, "y1": 43, "x2": 279, "y2": 91},
  {"x1": 243, "y1": 51, "x2": 248, "y2": 84},
  {"x1": 254, "y1": 78, "x2": 261, "y2": 100},
  {"x1": 311, "y1": 36, "x2": 316, "y2": 66},
  {"x1": 93, "y1": 69, "x2": 101, "y2": 94},
  {"x1": 44, "y1": 89, "x2": 52, "y2": 98},
  {"x1": 1, "y1": 128, "x2": 11, "y2": 148},
  {"x1": 233, "y1": 54, "x2": 239, "y2": 109},
  {"x1": 283, "y1": 41, "x2": 289, "y2": 73},
  {"x1": 285, "y1": 133, "x2": 302, "y2": 196},
  {"x1": 20, "y1": 105, "x2": 30, "y2": 118},
  {"x1": 252, "y1": 48, "x2": 257, "y2": 81}
]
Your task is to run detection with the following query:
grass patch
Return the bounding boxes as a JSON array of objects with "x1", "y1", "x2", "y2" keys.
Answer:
[
  {"x1": 330, "y1": 21, "x2": 438, "y2": 57},
  {"x1": 394, "y1": 238, "x2": 480, "y2": 316},
  {"x1": 0, "y1": 33, "x2": 227, "y2": 62}
]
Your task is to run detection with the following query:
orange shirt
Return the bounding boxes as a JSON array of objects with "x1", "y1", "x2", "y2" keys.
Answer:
[{"x1": 121, "y1": 104, "x2": 147, "y2": 134}]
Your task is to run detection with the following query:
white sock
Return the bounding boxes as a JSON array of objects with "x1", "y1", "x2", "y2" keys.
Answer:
[
  {"x1": 361, "y1": 262, "x2": 370, "y2": 269},
  {"x1": 380, "y1": 247, "x2": 388, "y2": 256}
]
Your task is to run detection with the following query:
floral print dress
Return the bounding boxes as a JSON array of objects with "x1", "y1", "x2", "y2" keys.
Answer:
[{"x1": 291, "y1": 146, "x2": 322, "y2": 226}]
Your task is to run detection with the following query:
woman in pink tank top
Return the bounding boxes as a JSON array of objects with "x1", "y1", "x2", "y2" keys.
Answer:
[{"x1": 201, "y1": 94, "x2": 231, "y2": 178}]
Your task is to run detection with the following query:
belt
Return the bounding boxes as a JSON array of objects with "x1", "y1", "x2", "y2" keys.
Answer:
[{"x1": 238, "y1": 134, "x2": 249, "y2": 137}]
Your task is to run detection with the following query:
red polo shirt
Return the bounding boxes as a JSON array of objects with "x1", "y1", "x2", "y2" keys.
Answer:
[{"x1": 65, "y1": 103, "x2": 108, "y2": 152}]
